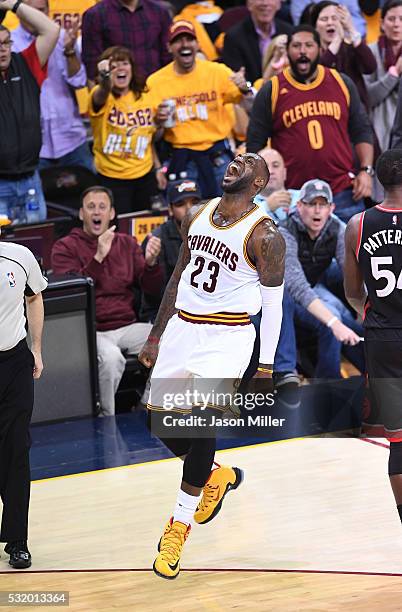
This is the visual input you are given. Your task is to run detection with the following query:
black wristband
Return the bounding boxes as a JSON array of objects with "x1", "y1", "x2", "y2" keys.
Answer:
[
  {"x1": 99, "y1": 69, "x2": 110, "y2": 80},
  {"x1": 11, "y1": 0, "x2": 23, "y2": 13}
]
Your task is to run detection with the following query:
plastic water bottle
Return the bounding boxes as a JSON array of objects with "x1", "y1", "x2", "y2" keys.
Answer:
[{"x1": 26, "y1": 188, "x2": 41, "y2": 224}]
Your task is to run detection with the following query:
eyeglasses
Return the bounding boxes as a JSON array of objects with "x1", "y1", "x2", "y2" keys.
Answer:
[
  {"x1": 302, "y1": 200, "x2": 331, "y2": 210},
  {"x1": 0, "y1": 40, "x2": 12, "y2": 49}
]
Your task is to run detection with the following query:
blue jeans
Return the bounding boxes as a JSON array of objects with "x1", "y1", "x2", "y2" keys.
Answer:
[
  {"x1": 274, "y1": 286, "x2": 364, "y2": 378},
  {"x1": 333, "y1": 187, "x2": 364, "y2": 224},
  {"x1": 185, "y1": 151, "x2": 232, "y2": 196},
  {"x1": 0, "y1": 171, "x2": 46, "y2": 223},
  {"x1": 39, "y1": 141, "x2": 94, "y2": 173}
]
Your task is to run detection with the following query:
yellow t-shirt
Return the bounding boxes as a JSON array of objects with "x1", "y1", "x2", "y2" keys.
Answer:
[
  {"x1": 89, "y1": 88, "x2": 157, "y2": 180},
  {"x1": 147, "y1": 59, "x2": 242, "y2": 151}
]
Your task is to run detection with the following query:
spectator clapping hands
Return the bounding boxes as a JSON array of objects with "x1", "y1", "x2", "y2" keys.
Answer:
[{"x1": 145, "y1": 235, "x2": 161, "y2": 267}]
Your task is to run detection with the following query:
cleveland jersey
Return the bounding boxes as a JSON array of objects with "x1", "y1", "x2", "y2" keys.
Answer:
[
  {"x1": 270, "y1": 65, "x2": 353, "y2": 194},
  {"x1": 357, "y1": 205, "x2": 402, "y2": 328},
  {"x1": 176, "y1": 198, "x2": 268, "y2": 315}
]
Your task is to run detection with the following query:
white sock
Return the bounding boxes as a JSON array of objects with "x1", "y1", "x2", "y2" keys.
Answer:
[{"x1": 173, "y1": 489, "x2": 201, "y2": 526}]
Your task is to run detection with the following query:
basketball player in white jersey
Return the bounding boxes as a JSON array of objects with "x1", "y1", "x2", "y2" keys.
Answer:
[{"x1": 139, "y1": 152, "x2": 285, "y2": 579}]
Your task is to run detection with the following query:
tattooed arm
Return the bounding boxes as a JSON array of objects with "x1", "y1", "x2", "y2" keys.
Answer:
[
  {"x1": 138, "y1": 205, "x2": 199, "y2": 368},
  {"x1": 249, "y1": 219, "x2": 286, "y2": 286},
  {"x1": 247, "y1": 219, "x2": 286, "y2": 380}
]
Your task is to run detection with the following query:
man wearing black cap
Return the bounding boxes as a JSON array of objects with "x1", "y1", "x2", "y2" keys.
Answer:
[{"x1": 141, "y1": 179, "x2": 202, "y2": 322}]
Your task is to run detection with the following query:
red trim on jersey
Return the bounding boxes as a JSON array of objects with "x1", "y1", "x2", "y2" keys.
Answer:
[
  {"x1": 375, "y1": 204, "x2": 402, "y2": 212},
  {"x1": 178, "y1": 310, "x2": 251, "y2": 326},
  {"x1": 362, "y1": 301, "x2": 370, "y2": 321},
  {"x1": 355, "y1": 210, "x2": 365, "y2": 261},
  {"x1": 21, "y1": 41, "x2": 48, "y2": 87},
  {"x1": 362, "y1": 423, "x2": 386, "y2": 438}
]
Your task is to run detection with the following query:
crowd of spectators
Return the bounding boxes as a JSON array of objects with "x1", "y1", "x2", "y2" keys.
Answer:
[{"x1": 2, "y1": 0, "x2": 402, "y2": 414}]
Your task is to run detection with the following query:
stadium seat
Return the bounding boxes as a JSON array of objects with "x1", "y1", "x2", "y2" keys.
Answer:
[{"x1": 40, "y1": 165, "x2": 98, "y2": 216}]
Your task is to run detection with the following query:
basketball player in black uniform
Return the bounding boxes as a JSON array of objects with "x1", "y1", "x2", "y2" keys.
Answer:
[{"x1": 344, "y1": 149, "x2": 402, "y2": 526}]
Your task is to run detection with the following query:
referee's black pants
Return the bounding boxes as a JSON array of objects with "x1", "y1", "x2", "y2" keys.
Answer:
[{"x1": 0, "y1": 340, "x2": 34, "y2": 542}]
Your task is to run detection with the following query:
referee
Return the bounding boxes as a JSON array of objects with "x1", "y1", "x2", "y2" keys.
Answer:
[{"x1": 0, "y1": 219, "x2": 47, "y2": 568}]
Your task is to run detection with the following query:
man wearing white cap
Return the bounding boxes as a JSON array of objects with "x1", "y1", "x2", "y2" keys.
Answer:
[{"x1": 274, "y1": 178, "x2": 364, "y2": 389}]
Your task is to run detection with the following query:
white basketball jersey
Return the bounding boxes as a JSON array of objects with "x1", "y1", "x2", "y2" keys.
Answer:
[{"x1": 176, "y1": 197, "x2": 268, "y2": 315}]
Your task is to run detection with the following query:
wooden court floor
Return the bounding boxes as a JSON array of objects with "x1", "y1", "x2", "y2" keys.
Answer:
[{"x1": 1, "y1": 438, "x2": 402, "y2": 611}]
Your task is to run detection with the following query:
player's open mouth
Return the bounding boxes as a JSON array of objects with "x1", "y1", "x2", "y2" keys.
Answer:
[
  {"x1": 180, "y1": 49, "x2": 193, "y2": 57},
  {"x1": 326, "y1": 27, "x2": 336, "y2": 34},
  {"x1": 92, "y1": 219, "x2": 102, "y2": 228}
]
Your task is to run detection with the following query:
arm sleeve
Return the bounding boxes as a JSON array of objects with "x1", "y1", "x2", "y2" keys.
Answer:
[
  {"x1": 26, "y1": 250, "x2": 48, "y2": 294},
  {"x1": 246, "y1": 81, "x2": 273, "y2": 153},
  {"x1": 51, "y1": 239, "x2": 105, "y2": 279},
  {"x1": 363, "y1": 47, "x2": 399, "y2": 108},
  {"x1": 353, "y1": 41, "x2": 377, "y2": 74},
  {"x1": 259, "y1": 283, "x2": 284, "y2": 364},
  {"x1": 342, "y1": 73, "x2": 373, "y2": 145},
  {"x1": 281, "y1": 228, "x2": 318, "y2": 308},
  {"x1": 320, "y1": 48, "x2": 339, "y2": 68},
  {"x1": 81, "y1": 7, "x2": 103, "y2": 81},
  {"x1": 21, "y1": 41, "x2": 48, "y2": 87}
]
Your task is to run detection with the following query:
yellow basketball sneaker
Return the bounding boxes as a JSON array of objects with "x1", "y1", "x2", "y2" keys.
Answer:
[
  {"x1": 194, "y1": 464, "x2": 244, "y2": 524},
  {"x1": 153, "y1": 518, "x2": 191, "y2": 580}
]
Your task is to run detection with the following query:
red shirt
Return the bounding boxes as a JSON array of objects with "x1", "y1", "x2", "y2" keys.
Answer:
[{"x1": 21, "y1": 40, "x2": 48, "y2": 86}]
